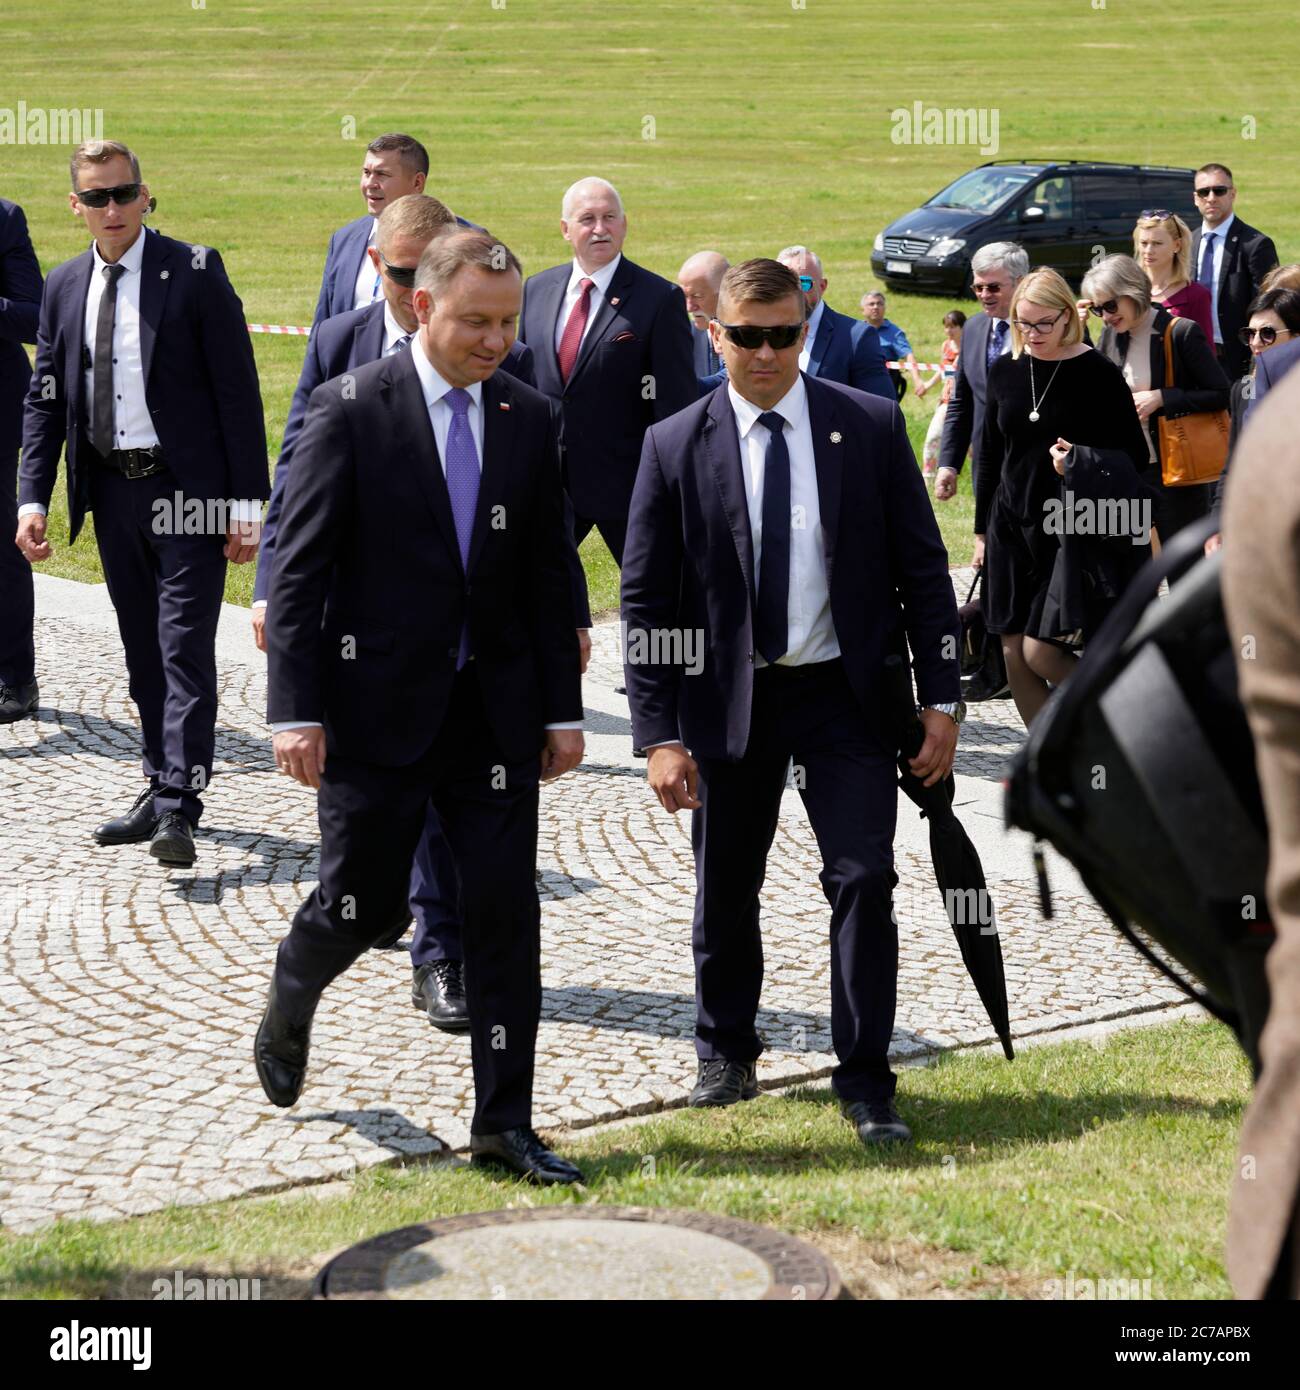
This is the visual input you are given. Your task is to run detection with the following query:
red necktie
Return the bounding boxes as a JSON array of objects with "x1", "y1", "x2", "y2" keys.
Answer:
[{"x1": 557, "y1": 277, "x2": 594, "y2": 383}]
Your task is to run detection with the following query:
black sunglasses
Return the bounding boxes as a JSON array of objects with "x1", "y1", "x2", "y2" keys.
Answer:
[
  {"x1": 713, "y1": 320, "x2": 804, "y2": 351},
  {"x1": 379, "y1": 251, "x2": 418, "y2": 287},
  {"x1": 74, "y1": 183, "x2": 142, "y2": 209},
  {"x1": 1087, "y1": 299, "x2": 1120, "y2": 317},
  {"x1": 1239, "y1": 325, "x2": 1290, "y2": 346},
  {"x1": 1140, "y1": 209, "x2": 1174, "y2": 220},
  {"x1": 1195, "y1": 185, "x2": 1232, "y2": 198}
]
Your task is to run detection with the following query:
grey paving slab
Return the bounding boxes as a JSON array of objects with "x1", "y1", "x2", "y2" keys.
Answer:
[{"x1": 0, "y1": 570, "x2": 1186, "y2": 1234}]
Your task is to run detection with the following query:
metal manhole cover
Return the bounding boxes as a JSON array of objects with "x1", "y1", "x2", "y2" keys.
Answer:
[{"x1": 314, "y1": 1206, "x2": 840, "y2": 1300}]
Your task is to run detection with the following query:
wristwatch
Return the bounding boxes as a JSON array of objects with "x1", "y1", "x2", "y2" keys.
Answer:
[{"x1": 922, "y1": 701, "x2": 966, "y2": 726}]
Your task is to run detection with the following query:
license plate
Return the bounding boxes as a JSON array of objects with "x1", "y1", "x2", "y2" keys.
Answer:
[{"x1": 885, "y1": 259, "x2": 912, "y2": 274}]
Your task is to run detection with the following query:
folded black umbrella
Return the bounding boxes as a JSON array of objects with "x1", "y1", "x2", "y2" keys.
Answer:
[{"x1": 885, "y1": 654, "x2": 1014, "y2": 1059}]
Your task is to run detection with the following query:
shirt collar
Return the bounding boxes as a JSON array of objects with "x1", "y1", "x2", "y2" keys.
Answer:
[
  {"x1": 1202, "y1": 212, "x2": 1234, "y2": 241},
  {"x1": 92, "y1": 227, "x2": 146, "y2": 276},
  {"x1": 410, "y1": 333, "x2": 484, "y2": 414},
  {"x1": 568, "y1": 253, "x2": 622, "y2": 298},
  {"x1": 805, "y1": 299, "x2": 826, "y2": 342},
  {"x1": 728, "y1": 372, "x2": 808, "y2": 438},
  {"x1": 382, "y1": 302, "x2": 412, "y2": 351}
]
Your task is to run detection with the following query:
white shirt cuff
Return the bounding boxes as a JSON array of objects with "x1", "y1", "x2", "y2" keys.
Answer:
[
  {"x1": 230, "y1": 499, "x2": 265, "y2": 524},
  {"x1": 17, "y1": 503, "x2": 47, "y2": 518},
  {"x1": 642, "y1": 739, "x2": 684, "y2": 750},
  {"x1": 544, "y1": 721, "x2": 584, "y2": 731},
  {"x1": 271, "y1": 721, "x2": 323, "y2": 733},
  {"x1": 252, "y1": 600, "x2": 268, "y2": 610}
]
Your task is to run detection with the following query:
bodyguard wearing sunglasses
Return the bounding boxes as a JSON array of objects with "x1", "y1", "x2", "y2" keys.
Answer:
[
  {"x1": 1188, "y1": 164, "x2": 1279, "y2": 380},
  {"x1": 621, "y1": 259, "x2": 961, "y2": 1146},
  {"x1": 16, "y1": 139, "x2": 267, "y2": 867}
]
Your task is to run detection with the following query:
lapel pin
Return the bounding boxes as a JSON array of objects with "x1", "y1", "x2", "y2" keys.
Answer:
[
  {"x1": 610, "y1": 296, "x2": 621, "y2": 306},
  {"x1": 830, "y1": 431, "x2": 842, "y2": 444},
  {"x1": 160, "y1": 270, "x2": 169, "y2": 280},
  {"x1": 499, "y1": 401, "x2": 511, "y2": 411}
]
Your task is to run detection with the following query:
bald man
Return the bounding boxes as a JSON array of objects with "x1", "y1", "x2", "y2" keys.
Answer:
[
  {"x1": 519, "y1": 177, "x2": 696, "y2": 568},
  {"x1": 678, "y1": 250, "x2": 729, "y2": 394}
]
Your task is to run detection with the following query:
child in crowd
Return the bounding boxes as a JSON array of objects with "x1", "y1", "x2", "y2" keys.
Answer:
[{"x1": 919, "y1": 309, "x2": 966, "y2": 482}]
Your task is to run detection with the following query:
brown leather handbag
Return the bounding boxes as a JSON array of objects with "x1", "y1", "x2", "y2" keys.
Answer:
[{"x1": 1157, "y1": 318, "x2": 1230, "y2": 487}]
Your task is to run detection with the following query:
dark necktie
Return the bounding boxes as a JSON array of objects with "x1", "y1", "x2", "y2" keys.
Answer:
[
  {"x1": 92, "y1": 263, "x2": 126, "y2": 456},
  {"x1": 1198, "y1": 231, "x2": 1217, "y2": 289},
  {"x1": 754, "y1": 410, "x2": 791, "y2": 665},
  {"x1": 986, "y1": 317, "x2": 1007, "y2": 372},
  {"x1": 386, "y1": 332, "x2": 412, "y2": 357},
  {"x1": 557, "y1": 278, "x2": 594, "y2": 383},
  {"x1": 444, "y1": 387, "x2": 481, "y2": 668}
]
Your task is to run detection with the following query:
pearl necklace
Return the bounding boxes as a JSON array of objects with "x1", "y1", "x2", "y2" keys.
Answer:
[{"x1": 1027, "y1": 355, "x2": 1063, "y2": 423}]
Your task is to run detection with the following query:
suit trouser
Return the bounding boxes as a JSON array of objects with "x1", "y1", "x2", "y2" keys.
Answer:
[
  {"x1": 572, "y1": 515, "x2": 627, "y2": 568},
  {"x1": 407, "y1": 802, "x2": 463, "y2": 967},
  {"x1": 274, "y1": 667, "x2": 543, "y2": 1133},
  {"x1": 0, "y1": 446, "x2": 35, "y2": 686},
  {"x1": 691, "y1": 658, "x2": 900, "y2": 1103},
  {"x1": 87, "y1": 462, "x2": 226, "y2": 825}
]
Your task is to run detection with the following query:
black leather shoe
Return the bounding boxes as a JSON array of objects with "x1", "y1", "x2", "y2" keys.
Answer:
[
  {"x1": 0, "y1": 680, "x2": 38, "y2": 724},
  {"x1": 470, "y1": 1127, "x2": 584, "y2": 1185},
  {"x1": 688, "y1": 1057, "x2": 759, "y2": 1108},
  {"x1": 93, "y1": 786, "x2": 159, "y2": 846},
  {"x1": 149, "y1": 811, "x2": 196, "y2": 867},
  {"x1": 254, "y1": 980, "x2": 315, "y2": 1107},
  {"x1": 412, "y1": 960, "x2": 471, "y2": 1033},
  {"x1": 843, "y1": 1099, "x2": 912, "y2": 1146}
]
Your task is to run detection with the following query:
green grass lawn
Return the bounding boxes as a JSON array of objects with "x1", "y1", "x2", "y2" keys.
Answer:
[
  {"x1": 10, "y1": 0, "x2": 1291, "y2": 607},
  {"x1": 0, "y1": 1020, "x2": 1250, "y2": 1300}
]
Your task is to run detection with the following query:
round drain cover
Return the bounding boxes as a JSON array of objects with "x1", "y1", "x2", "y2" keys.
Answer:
[{"x1": 314, "y1": 1206, "x2": 840, "y2": 1300}]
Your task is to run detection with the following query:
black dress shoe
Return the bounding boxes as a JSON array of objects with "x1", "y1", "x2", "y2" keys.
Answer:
[
  {"x1": 412, "y1": 960, "x2": 471, "y2": 1033},
  {"x1": 93, "y1": 785, "x2": 159, "y2": 846},
  {"x1": 470, "y1": 1127, "x2": 584, "y2": 1185},
  {"x1": 0, "y1": 680, "x2": 38, "y2": 724},
  {"x1": 843, "y1": 1099, "x2": 912, "y2": 1146},
  {"x1": 254, "y1": 979, "x2": 315, "y2": 1107},
  {"x1": 688, "y1": 1057, "x2": 759, "y2": 1108},
  {"x1": 149, "y1": 811, "x2": 196, "y2": 866}
]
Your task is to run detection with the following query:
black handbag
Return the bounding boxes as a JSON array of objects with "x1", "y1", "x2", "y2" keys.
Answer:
[{"x1": 959, "y1": 569, "x2": 1010, "y2": 701}]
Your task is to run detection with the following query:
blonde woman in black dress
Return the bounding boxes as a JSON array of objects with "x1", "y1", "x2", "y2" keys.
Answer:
[{"x1": 974, "y1": 268, "x2": 1148, "y2": 726}]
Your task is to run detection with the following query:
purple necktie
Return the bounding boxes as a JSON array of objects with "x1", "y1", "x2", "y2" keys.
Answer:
[{"x1": 444, "y1": 387, "x2": 480, "y2": 667}]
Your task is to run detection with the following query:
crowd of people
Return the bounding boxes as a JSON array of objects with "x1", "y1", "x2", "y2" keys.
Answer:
[{"x1": 0, "y1": 135, "x2": 1294, "y2": 1202}]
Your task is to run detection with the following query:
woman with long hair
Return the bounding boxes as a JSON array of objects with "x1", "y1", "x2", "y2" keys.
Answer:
[{"x1": 1133, "y1": 210, "x2": 1215, "y2": 343}]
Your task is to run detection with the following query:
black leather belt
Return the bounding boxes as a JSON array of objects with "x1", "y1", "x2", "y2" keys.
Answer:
[
  {"x1": 101, "y1": 447, "x2": 167, "y2": 480},
  {"x1": 755, "y1": 656, "x2": 843, "y2": 679}
]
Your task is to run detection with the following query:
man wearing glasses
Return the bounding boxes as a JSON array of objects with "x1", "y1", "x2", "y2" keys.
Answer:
[
  {"x1": 621, "y1": 259, "x2": 961, "y2": 1146},
  {"x1": 16, "y1": 139, "x2": 266, "y2": 867},
  {"x1": 777, "y1": 246, "x2": 892, "y2": 400},
  {"x1": 1189, "y1": 164, "x2": 1278, "y2": 379}
]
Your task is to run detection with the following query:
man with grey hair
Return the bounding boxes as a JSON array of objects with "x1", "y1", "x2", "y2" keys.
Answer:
[
  {"x1": 520, "y1": 176, "x2": 696, "y2": 570},
  {"x1": 677, "y1": 250, "x2": 729, "y2": 391},
  {"x1": 934, "y1": 241, "x2": 1028, "y2": 502},
  {"x1": 776, "y1": 245, "x2": 892, "y2": 399}
]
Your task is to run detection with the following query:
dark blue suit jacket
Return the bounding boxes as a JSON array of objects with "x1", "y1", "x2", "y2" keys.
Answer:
[
  {"x1": 519, "y1": 256, "x2": 697, "y2": 520},
  {"x1": 254, "y1": 300, "x2": 539, "y2": 602},
  {"x1": 20, "y1": 232, "x2": 267, "y2": 541},
  {"x1": 311, "y1": 210, "x2": 482, "y2": 329},
  {"x1": 266, "y1": 350, "x2": 582, "y2": 766},
  {"x1": 937, "y1": 311, "x2": 1003, "y2": 477},
  {"x1": 0, "y1": 200, "x2": 43, "y2": 455},
  {"x1": 806, "y1": 304, "x2": 892, "y2": 399},
  {"x1": 620, "y1": 374, "x2": 961, "y2": 759}
]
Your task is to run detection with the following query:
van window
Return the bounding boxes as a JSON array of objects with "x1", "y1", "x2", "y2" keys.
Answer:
[
  {"x1": 1076, "y1": 173, "x2": 1144, "y2": 225},
  {"x1": 925, "y1": 167, "x2": 1033, "y2": 214},
  {"x1": 1028, "y1": 176, "x2": 1074, "y2": 221}
]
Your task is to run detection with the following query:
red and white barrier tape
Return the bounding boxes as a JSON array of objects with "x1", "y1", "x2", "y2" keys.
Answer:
[
  {"x1": 247, "y1": 323, "x2": 311, "y2": 336},
  {"x1": 887, "y1": 359, "x2": 945, "y2": 371}
]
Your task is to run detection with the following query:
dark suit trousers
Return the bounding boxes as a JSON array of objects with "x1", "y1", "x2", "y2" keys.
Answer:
[
  {"x1": 0, "y1": 447, "x2": 35, "y2": 686},
  {"x1": 274, "y1": 667, "x2": 543, "y2": 1133},
  {"x1": 691, "y1": 658, "x2": 900, "y2": 1103},
  {"x1": 573, "y1": 515, "x2": 627, "y2": 568},
  {"x1": 87, "y1": 461, "x2": 226, "y2": 825},
  {"x1": 407, "y1": 801, "x2": 463, "y2": 966}
]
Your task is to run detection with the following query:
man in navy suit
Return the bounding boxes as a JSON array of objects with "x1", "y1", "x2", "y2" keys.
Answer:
[
  {"x1": 258, "y1": 231, "x2": 586, "y2": 1185},
  {"x1": 677, "y1": 250, "x2": 729, "y2": 395},
  {"x1": 253, "y1": 193, "x2": 567, "y2": 1034},
  {"x1": 776, "y1": 246, "x2": 892, "y2": 400},
  {"x1": 518, "y1": 177, "x2": 696, "y2": 569},
  {"x1": 17, "y1": 140, "x2": 267, "y2": 866},
  {"x1": 934, "y1": 241, "x2": 1028, "y2": 505},
  {"x1": 1189, "y1": 165, "x2": 1279, "y2": 380},
  {"x1": 0, "y1": 198, "x2": 43, "y2": 724},
  {"x1": 621, "y1": 259, "x2": 962, "y2": 1146},
  {"x1": 311, "y1": 133, "x2": 482, "y2": 331}
]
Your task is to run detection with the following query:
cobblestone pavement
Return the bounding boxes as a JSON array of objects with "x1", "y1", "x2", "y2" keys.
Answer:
[{"x1": 0, "y1": 573, "x2": 1185, "y2": 1234}]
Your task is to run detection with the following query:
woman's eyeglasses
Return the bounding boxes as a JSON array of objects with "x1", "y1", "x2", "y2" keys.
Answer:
[
  {"x1": 1087, "y1": 299, "x2": 1120, "y2": 317},
  {"x1": 1238, "y1": 325, "x2": 1292, "y2": 347},
  {"x1": 1012, "y1": 309, "x2": 1066, "y2": 335},
  {"x1": 73, "y1": 183, "x2": 142, "y2": 209},
  {"x1": 1139, "y1": 209, "x2": 1174, "y2": 220}
]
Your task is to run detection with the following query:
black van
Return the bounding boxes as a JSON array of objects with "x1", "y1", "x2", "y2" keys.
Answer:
[{"x1": 870, "y1": 160, "x2": 1199, "y2": 295}]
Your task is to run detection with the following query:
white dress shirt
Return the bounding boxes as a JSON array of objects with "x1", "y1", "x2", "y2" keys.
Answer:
[
  {"x1": 351, "y1": 219, "x2": 380, "y2": 311},
  {"x1": 272, "y1": 333, "x2": 581, "y2": 732},
  {"x1": 383, "y1": 303, "x2": 414, "y2": 356},
  {"x1": 798, "y1": 299, "x2": 826, "y2": 373},
  {"x1": 553, "y1": 253, "x2": 622, "y2": 356},
  {"x1": 1198, "y1": 211, "x2": 1234, "y2": 345}
]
